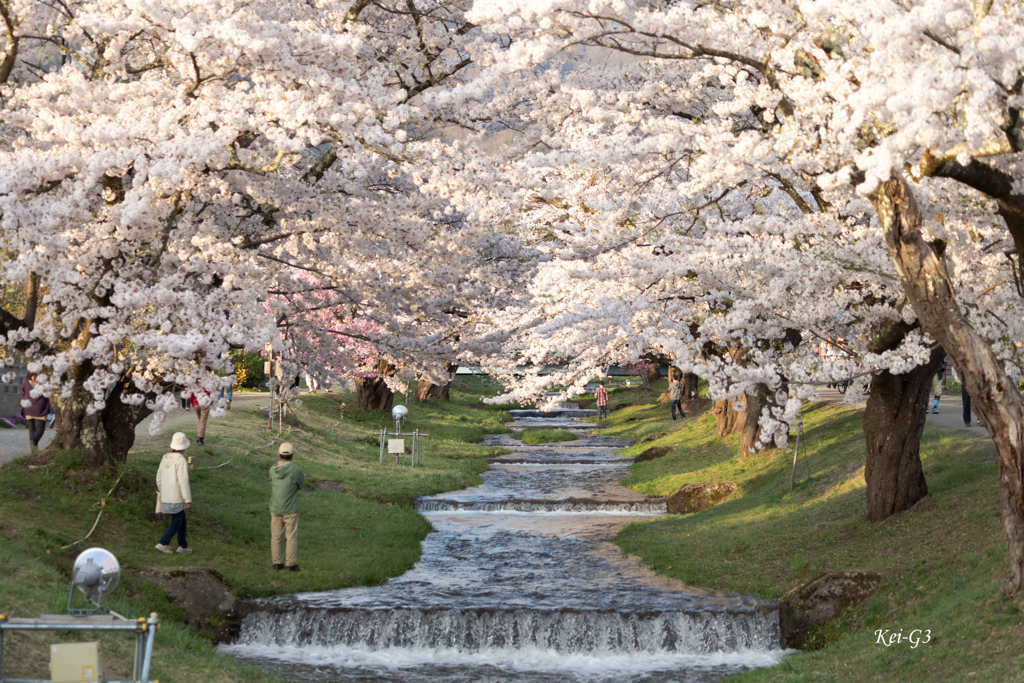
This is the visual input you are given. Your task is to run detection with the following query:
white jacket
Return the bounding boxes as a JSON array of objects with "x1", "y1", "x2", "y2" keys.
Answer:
[{"x1": 156, "y1": 451, "x2": 191, "y2": 506}]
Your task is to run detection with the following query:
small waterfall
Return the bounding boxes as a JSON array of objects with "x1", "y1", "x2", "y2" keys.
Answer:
[
  {"x1": 415, "y1": 498, "x2": 668, "y2": 514},
  {"x1": 222, "y1": 408, "x2": 788, "y2": 682},
  {"x1": 234, "y1": 606, "x2": 780, "y2": 655}
]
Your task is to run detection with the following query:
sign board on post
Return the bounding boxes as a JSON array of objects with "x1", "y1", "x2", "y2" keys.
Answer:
[
  {"x1": 50, "y1": 641, "x2": 102, "y2": 683},
  {"x1": 388, "y1": 439, "x2": 405, "y2": 454}
]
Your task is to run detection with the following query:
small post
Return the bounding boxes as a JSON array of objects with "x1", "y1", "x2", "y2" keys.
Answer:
[
  {"x1": 789, "y1": 417, "x2": 803, "y2": 492},
  {"x1": 140, "y1": 612, "x2": 159, "y2": 682},
  {"x1": 379, "y1": 428, "x2": 385, "y2": 464},
  {"x1": 133, "y1": 617, "x2": 146, "y2": 680},
  {"x1": 0, "y1": 613, "x2": 6, "y2": 677}
]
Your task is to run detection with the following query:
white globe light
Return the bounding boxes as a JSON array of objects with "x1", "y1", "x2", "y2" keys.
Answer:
[
  {"x1": 392, "y1": 405, "x2": 409, "y2": 421},
  {"x1": 72, "y1": 547, "x2": 120, "y2": 598}
]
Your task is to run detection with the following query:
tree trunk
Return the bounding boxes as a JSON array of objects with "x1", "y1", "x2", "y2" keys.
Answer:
[
  {"x1": 415, "y1": 363, "x2": 458, "y2": 402},
  {"x1": 52, "y1": 366, "x2": 152, "y2": 467},
  {"x1": 741, "y1": 385, "x2": 769, "y2": 456},
  {"x1": 863, "y1": 347, "x2": 944, "y2": 521},
  {"x1": 644, "y1": 362, "x2": 662, "y2": 387},
  {"x1": 873, "y1": 175, "x2": 1024, "y2": 595},
  {"x1": 356, "y1": 360, "x2": 397, "y2": 411},
  {"x1": 682, "y1": 372, "x2": 699, "y2": 399},
  {"x1": 713, "y1": 396, "x2": 745, "y2": 436}
]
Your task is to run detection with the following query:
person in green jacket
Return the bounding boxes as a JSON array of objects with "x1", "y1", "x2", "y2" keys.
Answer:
[{"x1": 270, "y1": 442, "x2": 305, "y2": 571}]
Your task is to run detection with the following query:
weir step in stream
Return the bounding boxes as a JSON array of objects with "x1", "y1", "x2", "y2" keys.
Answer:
[{"x1": 220, "y1": 417, "x2": 786, "y2": 682}]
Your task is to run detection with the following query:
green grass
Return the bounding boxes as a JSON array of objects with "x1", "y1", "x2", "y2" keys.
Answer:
[
  {"x1": 598, "y1": 391, "x2": 1024, "y2": 682},
  {"x1": 0, "y1": 376, "x2": 510, "y2": 682},
  {"x1": 515, "y1": 428, "x2": 578, "y2": 444}
]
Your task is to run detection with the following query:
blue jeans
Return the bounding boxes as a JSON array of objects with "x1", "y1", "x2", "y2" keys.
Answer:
[
  {"x1": 671, "y1": 399, "x2": 685, "y2": 420},
  {"x1": 598, "y1": 404, "x2": 608, "y2": 419},
  {"x1": 218, "y1": 386, "x2": 233, "y2": 403},
  {"x1": 159, "y1": 511, "x2": 188, "y2": 548}
]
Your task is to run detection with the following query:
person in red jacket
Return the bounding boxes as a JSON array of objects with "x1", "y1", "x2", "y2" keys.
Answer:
[
  {"x1": 594, "y1": 381, "x2": 609, "y2": 421},
  {"x1": 190, "y1": 389, "x2": 211, "y2": 445}
]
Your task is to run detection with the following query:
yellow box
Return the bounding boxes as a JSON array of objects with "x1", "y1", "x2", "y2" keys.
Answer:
[{"x1": 50, "y1": 642, "x2": 102, "y2": 683}]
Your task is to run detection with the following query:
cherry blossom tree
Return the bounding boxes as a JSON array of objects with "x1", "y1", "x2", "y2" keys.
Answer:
[
  {"x1": 455, "y1": 0, "x2": 1024, "y2": 594},
  {"x1": 0, "y1": 0, "x2": 515, "y2": 461}
]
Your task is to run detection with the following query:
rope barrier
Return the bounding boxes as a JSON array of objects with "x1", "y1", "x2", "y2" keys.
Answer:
[{"x1": 60, "y1": 468, "x2": 127, "y2": 550}]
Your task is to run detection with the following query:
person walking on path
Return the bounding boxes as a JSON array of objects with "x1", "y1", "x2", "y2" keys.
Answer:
[
  {"x1": 669, "y1": 376, "x2": 686, "y2": 421},
  {"x1": 190, "y1": 389, "x2": 210, "y2": 445},
  {"x1": 270, "y1": 442, "x2": 305, "y2": 572},
  {"x1": 155, "y1": 432, "x2": 193, "y2": 554},
  {"x1": 20, "y1": 372, "x2": 51, "y2": 456},
  {"x1": 594, "y1": 382, "x2": 609, "y2": 421},
  {"x1": 953, "y1": 365, "x2": 982, "y2": 428}
]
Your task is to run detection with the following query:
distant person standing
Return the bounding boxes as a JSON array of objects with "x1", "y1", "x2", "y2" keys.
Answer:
[
  {"x1": 20, "y1": 372, "x2": 51, "y2": 456},
  {"x1": 594, "y1": 382, "x2": 609, "y2": 420},
  {"x1": 155, "y1": 432, "x2": 192, "y2": 554},
  {"x1": 669, "y1": 376, "x2": 686, "y2": 421},
  {"x1": 270, "y1": 443, "x2": 305, "y2": 572},
  {"x1": 953, "y1": 365, "x2": 981, "y2": 428},
  {"x1": 190, "y1": 389, "x2": 210, "y2": 445}
]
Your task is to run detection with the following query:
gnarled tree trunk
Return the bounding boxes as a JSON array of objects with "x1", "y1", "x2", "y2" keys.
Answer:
[
  {"x1": 873, "y1": 175, "x2": 1024, "y2": 595},
  {"x1": 414, "y1": 363, "x2": 458, "y2": 402},
  {"x1": 682, "y1": 372, "x2": 699, "y2": 399},
  {"x1": 356, "y1": 360, "x2": 397, "y2": 411},
  {"x1": 740, "y1": 384, "x2": 770, "y2": 456},
  {"x1": 712, "y1": 396, "x2": 745, "y2": 437},
  {"x1": 52, "y1": 364, "x2": 152, "y2": 467},
  {"x1": 863, "y1": 346, "x2": 944, "y2": 521}
]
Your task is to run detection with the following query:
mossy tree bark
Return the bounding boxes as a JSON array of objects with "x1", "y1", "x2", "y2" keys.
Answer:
[{"x1": 873, "y1": 175, "x2": 1024, "y2": 595}]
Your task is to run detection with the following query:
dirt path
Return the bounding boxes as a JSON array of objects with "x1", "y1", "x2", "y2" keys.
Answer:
[
  {"x1": 0, "y1": 392, "x2": 272, "y2": 467},
  {"x1": 816, "y1": 387, "x2": 989, "y2": 436}
]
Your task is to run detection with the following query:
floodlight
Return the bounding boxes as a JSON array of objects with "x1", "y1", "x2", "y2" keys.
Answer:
[
  {"x1": 67, "y1": 547, "x2": 121, "y2": 615},
  {"x1": 392, "y1": 405, "x2": 409, "y2": 421}
]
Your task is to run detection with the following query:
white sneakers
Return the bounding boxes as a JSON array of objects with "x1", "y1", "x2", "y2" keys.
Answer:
[{"x1": 155, "y1": 543, "x2": 193, "y2": 554}]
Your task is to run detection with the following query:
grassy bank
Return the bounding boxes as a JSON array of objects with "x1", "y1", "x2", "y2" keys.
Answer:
[
  {"x1": 598, "y1": 380, "x2": 1024, "y2": 681},
  {"x1": 0, "y1": 377, "x2": 510, "y2": 682}
]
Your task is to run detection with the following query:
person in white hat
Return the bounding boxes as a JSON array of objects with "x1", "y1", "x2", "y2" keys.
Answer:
[
  {"x1": 155, "y1": 432, "x2": 193, "y2": 554},
  {"x1": 269, "y1": 442, "x2": 305, "y2": 571}
]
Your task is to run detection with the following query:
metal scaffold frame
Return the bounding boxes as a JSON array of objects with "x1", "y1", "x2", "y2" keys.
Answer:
[{"x1": 0, "y1": 613, "x2": 160, "y2": 683}]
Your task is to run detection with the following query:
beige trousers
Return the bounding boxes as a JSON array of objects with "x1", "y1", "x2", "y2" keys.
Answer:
[
  {"x1": 195, "y1": 405, "x2": 210, "y2": 438},
  {"x1": 270, "y1": 513, "x2": 299, "y2": 566}
]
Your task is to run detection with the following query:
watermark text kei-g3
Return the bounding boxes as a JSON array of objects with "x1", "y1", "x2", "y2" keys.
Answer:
[{"x1": 875, "y1": 629, "x2": 931, "y2": 648}]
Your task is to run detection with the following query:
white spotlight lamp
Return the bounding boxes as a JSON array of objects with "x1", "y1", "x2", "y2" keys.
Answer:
[
  {"x1": 67, "y1": 547, "x2": 121, "y2": 616},
  {"x1": 392, "y1": 404, "x2": 409, "y2": 432}
]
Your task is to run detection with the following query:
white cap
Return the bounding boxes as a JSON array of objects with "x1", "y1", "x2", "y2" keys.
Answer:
[{"x1": 170, "y1": 432, "x2": 190, "y2": 450}]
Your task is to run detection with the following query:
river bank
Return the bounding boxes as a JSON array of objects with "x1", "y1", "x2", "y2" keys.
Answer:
[
  {"x1": 0, "y1": 378, "x2": 511, "y2": 682},
  {"x1": 594, "y1": 381, "x2": 1023, "y2": 682}
]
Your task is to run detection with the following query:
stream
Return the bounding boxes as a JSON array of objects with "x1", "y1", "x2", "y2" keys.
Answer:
[{"x1": 219, "y1": 414, "x2": 786, "y2": 682}]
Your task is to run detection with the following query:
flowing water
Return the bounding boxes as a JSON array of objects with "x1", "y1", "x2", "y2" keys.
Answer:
[{"x1": 220, "y1": 419, "x2": 786, "y2": 682}]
